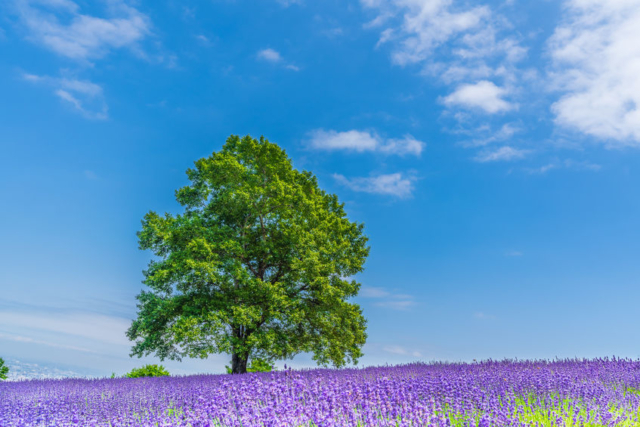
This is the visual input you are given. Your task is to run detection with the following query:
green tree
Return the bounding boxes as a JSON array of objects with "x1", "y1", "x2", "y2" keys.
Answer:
[
  {"x1": 0, "y1": 358, "x2": 8, "y2": 380},
  {"x1": 124, "y1": 364, "x2": 170, "y2": 378},
  {"x1": 127, "y1": 135, "x2": 369, "y2": 374}
]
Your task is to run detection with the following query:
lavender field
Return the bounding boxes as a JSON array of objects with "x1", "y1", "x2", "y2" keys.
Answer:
[{"x1": 2, "y1": 359, "x2": 640, "y2": 426}]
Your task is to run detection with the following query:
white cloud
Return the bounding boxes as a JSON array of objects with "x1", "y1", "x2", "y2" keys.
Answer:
[
  {"x1": 257, "y1": 48, "x2": 282, "y2": 63},
  {"x1": 549, "y1": 0, "x2": 640, "y2": 145},
  {"x1": 474, "y1": 146, "x2": 529, "y2": 162},
  {"x1": 24, "y1": 73, "x2": 108, "y2": 119},
  {"x1": 257, "y1": 48, "x2": 299, "y2": 71},
  {"x1": 366, "y1": 0, "x2": 491, "y2": 66},
  {"x1": 361, "y1": 0, "x2": 529, "y2": 162},
  {"x1": 15, "y1": 0, "x2": 151, "y2": 61},
  {"x1": 308, "y1": 129, "x2": 425, "y2": 156},
  {"x1": 443, "y1": 80, "x2": 513, "y2": 114},
  {"x1": 361, "y1": 0, "x2": 525, "y2": 100},
  {"x1": 310, "y1": 129, "x2": 377, "y2": 152},
  {"x1": 334, "y1": 172, "x2": 417, "y2": 198}
]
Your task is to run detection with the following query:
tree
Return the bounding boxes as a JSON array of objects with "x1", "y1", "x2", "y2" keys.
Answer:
[
  {"x1": 124, "y1": 364, "x2": 170, "y2": 378},
  {"x1": 0, "y1": 358, "x2": 9, "y2": 380},
  {"x1": 127, "y1": 135, "x2": 369, "y2": 374}
]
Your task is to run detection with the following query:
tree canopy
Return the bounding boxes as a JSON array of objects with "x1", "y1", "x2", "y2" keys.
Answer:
[
  {"x1": 0, "y1": 358, "x2": 9, "y2": 380},
  {"x1": 127, "y1": 135, "x2": 369, "y2": 373}
]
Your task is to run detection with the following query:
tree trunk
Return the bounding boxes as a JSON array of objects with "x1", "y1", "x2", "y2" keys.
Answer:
[{"x1": 231, "y1": 352, "x2": 248, "y2": 374}]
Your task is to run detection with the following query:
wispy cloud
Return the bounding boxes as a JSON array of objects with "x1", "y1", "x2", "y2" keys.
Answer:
[
  {"x1": 257, "y1": 48, "x2": 299, "y2": 71},
  {"x1": 0, "y1": 331, "x2": 97, "y2": 354},
  {"x1": 360, "y1": 0, "x2": 527, "y2": 162},
  {"x1": 0, "y1": 310, "x2": 131, "y2": 347},
  {"x1": 23, "y1": 73, "x2": 108, "y2": 119},
  {"x1": 474, "y1": 146, "x2": 530, "y2": 162},
  {"x1": 360, "y1": 286, "x2": 416, "y2": 310},
  {"x1": 524, "y1": 159, "x2": 602, "y2": 174},
  {"x1": 524, "y1": 163, "x2": 558, "y2": 175},
  {"x1": 321, "y1": 27, "x2": 344, "y2": 38},
  {"x1": 363, "y1": 0, "x2": 490, "y2": 65},
  {"x1": 334, "y1": 172, "x2": 417, "y2": 198},
  {"x1": 308, "y1": 129, "x2": 425, "y2": 156},
  {"x1": 549, "y1": 0, "x2": 640, "y2": 145},
  {"x1": 195, "y1": 34, "x2": 212, "y2": 45},
  {"x1": 563, "y1": 159, "x2": 602, "y2": 172},
  {"x1": 361, "y1": 0, "x2": 525, "y2": 99},
  {"x1": 383, "y1": 345, "x2": 422, "y2": 358},
  {"x1": 14, "y1": 0, "x2": 151, "y2": 61},
  {"x1": 462, "y1": 123, "x2": 521, "y2": 148}
]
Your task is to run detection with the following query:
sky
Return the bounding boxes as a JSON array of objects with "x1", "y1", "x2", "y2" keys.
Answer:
[{"x1": 2, "y1": 0, "x2": 640, "y2": 378}]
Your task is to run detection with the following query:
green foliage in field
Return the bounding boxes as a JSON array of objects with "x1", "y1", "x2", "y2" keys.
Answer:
[
  {"x1": 127, "y1": 134, "x2": 370, "y2": 374},
  {"x1": 124, "y1": 364, "x2": 170, "y2": 378},
  {"x1": 627, "y1": 388, "x2": 640, "y2": 396},
  {"x1": 0, "y1": 357, "x2": 8, "y2": 380},
  {"x1": 429, "y1": 393, "x2": 640, "y2": 427}
]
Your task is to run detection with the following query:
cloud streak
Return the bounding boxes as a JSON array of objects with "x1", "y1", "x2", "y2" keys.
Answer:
[
  {"x1": 383, "y1": 345, "x2": 422, "y2": 358},
  {"x1": 360, "y1": 286, "x2": 416, "y2": 310},
  {"x1": 257, "y1": 48, "x2": 299, "y2": 70},
  {"x1": 474, "y1": 146, "x2": 530, "y2": 162},
  {"x1": 23, "y1": 73, "x2": 108, "y2": 119},
  {"x1": 0, "y1": 310, "x2": 131, "y2": 347},
  {"x1": 309, "y1": 129, "x2": 425, "y2": 156},
  {"x1": 0, "y1": 332, "x2": 98, "y2": 354},
  {"x1": 334, "y1": 172, "x2": 417, "y2": 198}
]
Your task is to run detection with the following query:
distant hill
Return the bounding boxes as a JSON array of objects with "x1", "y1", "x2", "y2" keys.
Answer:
[{"x1": 4, "y1": 358, "x2": 98, "y2": 381}]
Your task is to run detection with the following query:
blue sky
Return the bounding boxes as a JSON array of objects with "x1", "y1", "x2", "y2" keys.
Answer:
[{"x1": 2, "y1": 0, "x2": 640, "y2": 377}]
